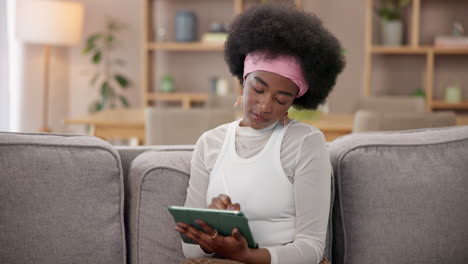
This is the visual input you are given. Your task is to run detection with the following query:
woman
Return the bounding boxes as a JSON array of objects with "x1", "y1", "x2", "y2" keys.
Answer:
[{"x1": 175, "y1": 4, "x2": 345, "y2": 264}]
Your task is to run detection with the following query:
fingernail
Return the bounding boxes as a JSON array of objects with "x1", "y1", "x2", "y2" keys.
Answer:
[
  {"x1": 176, "y1": 223, "x2": 184, "y2": 228},
  {"x1": 195, "y1": 219, "x2": 201, "y2": 224},
  {"x1": 228, "y1": 205, "x2": 234, "y2": 210}
]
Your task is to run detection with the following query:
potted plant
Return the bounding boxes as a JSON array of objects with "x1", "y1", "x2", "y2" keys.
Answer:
[
  {"x1": 376, "y1": 0, "x2": 411, "y2": 46},
  {"x1": 83, "y1": 18, "x2": 132, "y2": 113}
]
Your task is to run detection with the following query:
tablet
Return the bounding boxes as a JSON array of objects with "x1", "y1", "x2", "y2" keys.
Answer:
[{"x1": 168, "y1": 206, "x2": 258, "y2": 248}]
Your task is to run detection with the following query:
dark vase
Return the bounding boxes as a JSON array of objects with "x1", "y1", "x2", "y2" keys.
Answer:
[{"x1": 175, "y1": 11, "x2": 197, "y2": 42}]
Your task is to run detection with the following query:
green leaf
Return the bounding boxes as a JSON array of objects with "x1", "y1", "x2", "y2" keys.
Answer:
[
  {"x1": 377, "y1": 0, "x2": 408, "y2": 20},
  {"x1": 84, "y1": 34, "x2": 102, "y2": 54},
  {"x1": 383, "y1": 0, "x2": 394, "y2": 11},
  {"x1": 411, "y1": 88, "x2": 426, "y2": 98},
  {"x1": 92, "y1": 51, "x2": 102, "y2": 64},
  {"x1": 119, "y1": 95, "x2": 130, "y2": 107},
  {"x1": 82, "y1": 45, "x2": 94, "y2": 54},
  {"x1": 114, "y1": 74, "x2": 130, "y2": 88},
  {"x1": 89, "y1": 100, "x2": 104, "y2": 113},
  {"x1": 106, "y1": 34, "x2": 115, "y2": 44},
  {"x1": 90, "y1": 73, "x2": 100, "y2": 86},
  {"x1": 399, "y1": 0, "x2": 411, "y2": 8},
  {"x1": 101, "y1": 81, "x2": 111, "y2": 99},
  {"x1": 87, "y1": 33, "x2": 101, "y2": 46}
]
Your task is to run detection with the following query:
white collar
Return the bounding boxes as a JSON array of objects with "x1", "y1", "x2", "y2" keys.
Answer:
[{"x1": 236, "y1": 120, "x2": 278, "y2": 137}]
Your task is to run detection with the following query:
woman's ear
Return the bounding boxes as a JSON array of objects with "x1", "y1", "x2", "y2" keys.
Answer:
[
  {"x1": 234, "y1": 93, "x2": 243, "y2": 107},
  {"x1": 242, "y1": 73, "x2": 250, "y2": 87}
]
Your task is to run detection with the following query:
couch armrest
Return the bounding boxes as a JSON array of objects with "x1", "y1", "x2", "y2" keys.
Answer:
[
  {"x1": 126, "y1": 149, "x2": 193, "y2": 264},
  {"x1": 329, "y1": 126, "x2": 468, "y2": 264}
]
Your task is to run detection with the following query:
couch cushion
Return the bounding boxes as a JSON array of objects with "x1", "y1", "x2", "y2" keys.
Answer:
[
  {"x1": 0, "y1": 132, "x2": 126, "y2": 264},
  {"x1": 126, "y1": 149, "x2": 193, "y2": 264},
  {"x1": 329, "y1": 126, "x2": 468, "y2": 264},
  {"x1": 126, "y1": 146, "x2": 335, "y2": 263}
]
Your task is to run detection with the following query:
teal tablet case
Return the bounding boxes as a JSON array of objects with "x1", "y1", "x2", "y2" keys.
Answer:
[{"x1": 168, "y1": 206, "x2": 258, "y2": 248}]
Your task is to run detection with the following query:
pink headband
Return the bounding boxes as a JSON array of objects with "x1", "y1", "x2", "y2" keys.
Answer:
[{"x1": 243, "y1": 51, "x2": 308, "y2": 98}]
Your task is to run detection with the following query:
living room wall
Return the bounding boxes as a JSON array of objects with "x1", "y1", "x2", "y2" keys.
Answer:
[
  {"x1": 19, "y1": 0, "x2": 368, "y2": 133},
  {"x1": 305, "y1": 0, "x2": 366, "y2": 113},
  {"x1": 67, "y1": 0, "x2": 142, "y2": 133}
]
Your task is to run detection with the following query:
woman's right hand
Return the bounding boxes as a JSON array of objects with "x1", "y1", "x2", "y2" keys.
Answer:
[{"x1": 208, "y1": 194, "x2": 241, "y2": 211}]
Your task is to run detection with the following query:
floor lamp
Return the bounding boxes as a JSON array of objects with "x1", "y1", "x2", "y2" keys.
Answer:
[{"x1": 16, "y1": 0, "x2": 83, "y2": 132}]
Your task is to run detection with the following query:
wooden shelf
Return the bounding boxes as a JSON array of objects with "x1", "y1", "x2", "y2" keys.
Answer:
[
  {"x1": 432, "y1": 47, "x2": 468, "y2": 55},
  {"x1": 364, "y1": 0, "x2": 468, "y2": 112},
  {"x1": 431, "y1": 100, "x2": 468, "y2": 110},
  {"x1": 142, "y1": 0, "x2": 303, "y2": 107},
  {"x1": 371, "y1": 45, "x2": 468, "y2": 55},
  {"x1": 371, "y1": 46, "x2": 429, "y2": 54},
  {"x1": 146, "y1": 92, "x2": 210, "y2": 109},
  {"x1": 146, "y1": 42, "x2": 224, "y2": 51}
]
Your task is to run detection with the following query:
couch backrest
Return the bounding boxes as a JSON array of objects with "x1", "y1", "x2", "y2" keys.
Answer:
[
  {"x1": 0, "y1": 132, "x2": 126, "y2": 264},
  {"x1": 329, "y1": 126, "x2": 468, "y2": 264},
  {"x1": 352, "y1": 110, "x2": 456, "y2": 132},
  {"x1": 116, "y1": 145, "x2": 194, "y2": 179},
  {"x1": 122, "y1": 146, "x2": 335, "y2": 264}
]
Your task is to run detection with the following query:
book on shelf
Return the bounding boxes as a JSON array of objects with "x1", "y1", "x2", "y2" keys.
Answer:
[
  {"x1": 434, "y1": 36, "x2": 468, "y2": 48},
  {"x1": 201, "y1": 32, "x2": 228, "y2": 43}
]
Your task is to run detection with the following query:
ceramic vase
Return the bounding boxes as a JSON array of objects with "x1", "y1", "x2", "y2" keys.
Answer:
[{"x1": 381, "y1": 20, "x2": 403, "y2": 46}]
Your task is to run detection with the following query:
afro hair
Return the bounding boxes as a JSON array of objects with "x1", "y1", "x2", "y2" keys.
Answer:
[{"x1": 224, "y1": 3, "x2": 345, "y2": 110}]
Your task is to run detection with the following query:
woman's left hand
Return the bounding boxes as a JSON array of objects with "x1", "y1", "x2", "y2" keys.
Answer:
[{"x1": 175, "y1": 219, "x2": 251, "y2": 261}]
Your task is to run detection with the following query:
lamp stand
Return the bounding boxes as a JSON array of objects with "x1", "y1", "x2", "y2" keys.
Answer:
[{"x1": 40, "y1": 44, "x2": 51, "y2": 133}]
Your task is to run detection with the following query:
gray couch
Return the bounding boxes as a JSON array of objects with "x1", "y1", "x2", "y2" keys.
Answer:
[
  {"x1": 352, "y1": 110, "x2": 457, "y2": 132},
  {"x1": 1, "y1": 126, "x2": 468, "y2": 264}
]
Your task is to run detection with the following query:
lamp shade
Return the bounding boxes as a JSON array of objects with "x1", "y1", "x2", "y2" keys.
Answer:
[{"x1": 16, "y1": 0, "x2": 84, "y2": 46}]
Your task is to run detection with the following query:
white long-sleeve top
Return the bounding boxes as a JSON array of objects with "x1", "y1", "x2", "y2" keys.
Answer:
[{"x1": 182, "y1": 120, "x2": 331, "y2": 264}]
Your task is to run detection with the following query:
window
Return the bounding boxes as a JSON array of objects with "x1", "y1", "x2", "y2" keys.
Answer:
[{"x1": 1, "y1": 0, "x2": 21, "y2": 132}]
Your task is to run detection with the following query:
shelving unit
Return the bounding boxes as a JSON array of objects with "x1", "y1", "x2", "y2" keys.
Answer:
[
  {"x1": 146, "y1": 92, "x2": 210, "y2": 109},
  {"x1": 364, "y1": 0, "x2": 468, "y2": 112},
  {"x1": 146, "y1": 42, "x2": 225, "y2": 52},
  {"x1": 141, "y1": 0, "x2": 303, "y2": 109},
  {"x1": 431, "y1": 100, "x2": 468, "y2": 110}
]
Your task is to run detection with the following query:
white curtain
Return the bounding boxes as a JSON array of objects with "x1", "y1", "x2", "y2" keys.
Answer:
[
  {"x1": 0, "y1": 0, "x2": 23, "y2": 132},
  {"x1": 0, "y1": 0, "x2": 9, "y2": 131}
]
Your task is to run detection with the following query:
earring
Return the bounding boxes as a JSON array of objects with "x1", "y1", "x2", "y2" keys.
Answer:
[{"x1": 234, "y1": 95, "x2": 243, "y2": 108}]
